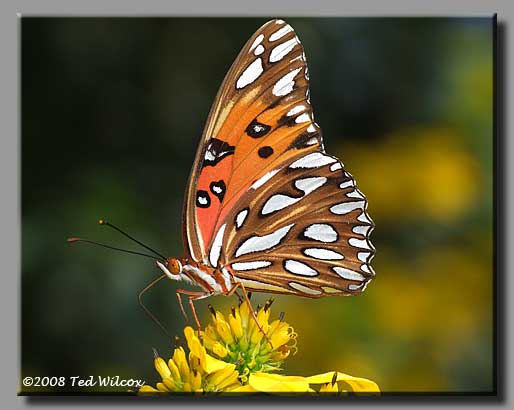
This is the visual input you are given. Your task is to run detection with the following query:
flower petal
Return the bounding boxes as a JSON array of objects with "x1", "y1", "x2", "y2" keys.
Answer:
[
  {"x1": 184, "y1": 326, "x2": 206, "y2": 370},
  {"x1": 306, "y1": 371, "x2": 380, "y2": 393},
  {"x1": 228, "y1": 307, "x2": 244, "y2": 338},
  {"x1": 204, "y1": 352, "x2": 234, "y2": 374},
  {"x1": 162, "y1": 376, "x2": 178, "y2": 391},
  {"x1": 207, "y1": 364, "x2": 239, "y2": 390},
  {"x1": 269, "y1": 322, "x2": 293, "y2": 348},
  {"x1": 154, "y1": 357, "x2": 171, "y2": 380},
  {"x1": 138, "y1": 385, "x2": 161, "y2": 394},
  {"x1": 156, "y1": 382, "x2": 169, "y2": 392},
  {"x1": 248, "y1": 372, "x2": 312, "y2": 392},
  {"x1": 190, "y1": 370, "x2": 202, "y2": 392},
  {"x1": 172, "y1": 347, "x2": 190, "y2": 380},
  {"x1": 212, "y1": 342, "x2": 228, "y2": 358},
  {"x1": 167, "y1": 358, "x2": 181, "y2": 381}
]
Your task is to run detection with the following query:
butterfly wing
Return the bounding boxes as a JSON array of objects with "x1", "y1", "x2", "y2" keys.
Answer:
[
  {"x1": 183, "y1": 19, "x2": 321, "y2": 262},
  {"x1": 183, "y1": 19, "x2": 375, "y2": 296},
  {"x1": 218, "y1": 152, "x2": 375, "y2": 297}
]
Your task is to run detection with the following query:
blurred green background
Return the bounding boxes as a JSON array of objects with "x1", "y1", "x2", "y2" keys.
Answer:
[{"x1": 21, "y1": 17, "x2": 493, "y2": 393}]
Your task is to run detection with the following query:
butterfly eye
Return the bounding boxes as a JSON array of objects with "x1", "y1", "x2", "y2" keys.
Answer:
[{"x1": 167, "y1": 257, "x2": 183, "y2": 275}]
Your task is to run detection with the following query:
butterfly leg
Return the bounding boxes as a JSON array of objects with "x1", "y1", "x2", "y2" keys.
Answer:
[
  {"x1": 175, "y1": 292, "x2": 189, "y2": 324},
  {"x1": 138, "y1": 274, "x2": 171, "y2": 339},
  {"x1": 176, "y1": 288, "x2": 212, "y2": 337}
]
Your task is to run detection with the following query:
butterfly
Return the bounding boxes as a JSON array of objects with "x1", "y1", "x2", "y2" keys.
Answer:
[{"x1": 155, "y1": 19, "x2": 376, "y2": 329}]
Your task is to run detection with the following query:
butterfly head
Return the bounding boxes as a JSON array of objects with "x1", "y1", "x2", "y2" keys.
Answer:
[
  {"x1": 156, "y1": 257, "x2": 183, "y2": 280},
  {"x1": 167, "y1": 257, "x2": 183, "y2": 275}
]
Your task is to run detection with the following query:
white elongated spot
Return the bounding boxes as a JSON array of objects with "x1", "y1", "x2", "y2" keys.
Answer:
[
  {"x1": 303, "y1": 223, "x2": 338, "y2": 243},
  {"x1": 304, "y1": 248, "x2": 344, "y2": 260},
  {"x1": 330, "y1": 201, "x2": 364, "y2": 215},
  {"x1": 295, "y1": 113, "x2": 310, "y2": 123},
  {"x1": 348, "y1": 283, "x2": 364, "y2": 291},
  {"x1": 251, "y1": 169, "x2": 279, "y2": 189},
  {"x1": 289, "y1": 281, "x2": 322, "y2": 295},
  {"x1": 235, "y1": 278, "x2": 293, "y2": 293},
  {"x1": 235, "y1": 224, "x2": 294, "y2": 257},
  {"x1": 357, "y1": 251, "x2": 371, "y2": 262},
  {"x1": 235, "y1": 209, "x2": 249, "y2": 229},
  {"x1": 272, "y1": 67, "x2": 302, "y2": 96},
  {"x1": 294, "y1": 176, "x2": 327, "y2": 195},
  {"x1": 236, "y1": 58, "x2": 264, "y2": 89},
  {"x1": 347, "y1": 189, "x2": 365, "y2": 199},
  {"x1": 212, "y1": 185, "x2": 223, "y2": 194},
  {"x1": 262, "y1": 194, "x2": 300, "y2": 215},
  {"x1": 289, "y1": 152, "x2": 336, "y2": 169},
  {"x1": 357, "y1": 212, "x2": 372, "y2": 224},
  {"x1": 209, "y1": 224, "x2": 226, "y2": 267},
  {"x1": 352, "y1": 225, "x2": 371, "y2": 236},
  {"x1": 361, "y1": 264, "x2": 371, "y2": 274},
  {"x1": 269, "y1": 24, "x2": 293, "y2": 41},
  {"x1": 339, "y1": 180, "x2": 354, "y2": 189},
  {"x1": 330, "y1": 162, "x2": 342, "y2": 172},
  {"x1": 232, "y1": 261, "x2": 272, "y2": 271},
  {"x1": 349, "y1": 237, "x2": 371, "y2": 250},
  {"x1": 249, "y1": 34, "x2": 264, "y2": 51},
  {"x1": 284, "y1": 260, "x2": 318, "y2": 277},
  {"x1": 262, "y1": 177, "x2": 327, "y2": 215},
  {"x1": 275, "y1": 19, "x2": 285, "y2": 25},
  {"x1": 333, "y1": 267, "x2": 365, "y2": 281},
  {"x1": 307, "y1": 124, "x2": 317, "y2": 133},
  {"x1": 254, "y1": 44, "x2": 265, "y2": 56},
  {"x1": 287, "y1": 105, "x2": 305, "y2": 117},
  {"x1": 269, "y1": 38, "x2": 297, "y2": 62}
]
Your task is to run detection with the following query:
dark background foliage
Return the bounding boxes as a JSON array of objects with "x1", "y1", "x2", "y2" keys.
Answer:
[{"x1": 22, "y1": 17, "x2": 493, "y2": 393}]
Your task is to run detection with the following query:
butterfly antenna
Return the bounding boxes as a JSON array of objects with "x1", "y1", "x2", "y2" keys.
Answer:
[
  {"x1": 67, "y1": 238, "x2": 161, "y2": 261},
  {"x1": 98, "y1": 219, "x2": 167, "y2": 260}
]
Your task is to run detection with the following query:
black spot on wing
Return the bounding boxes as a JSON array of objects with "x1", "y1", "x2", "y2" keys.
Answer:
[
  {"x1": 209, "y1": 180, "x2": 226, "y2": 202},
  {"x1": 288, "y1": 131, "x2": 320, "y2": 150},
  {"x1": 203, "y1": 138, "x2": 235, "y2": 168},
  {"x1": 246, "y1": 119, "x2": 271, "y2": 138},
  {"x1": 196, "y1": 190, "x2": 211, "y2": 208},
  {"x1": 278, "y1": 113, "x2": 300, "y2": 127},
  {"x1": 258, "y1": 146, "x2": 274, "y2": 158}
]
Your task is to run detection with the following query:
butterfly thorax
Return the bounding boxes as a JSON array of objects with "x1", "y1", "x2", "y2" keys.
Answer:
[{"x1": 157, "y1": 257, "x2": 234, "y2": 295}]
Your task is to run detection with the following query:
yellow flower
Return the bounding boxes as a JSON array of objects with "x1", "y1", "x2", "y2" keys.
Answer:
[
  {"x1": 139, "y1": 326, "x2": 241, "y2": 394},
  {"x1": 139, "y1": 300, "x2": 380, "y2": 395},
  {"x1": 202, "y1": 298, "x2": 297, "y2": 380}
]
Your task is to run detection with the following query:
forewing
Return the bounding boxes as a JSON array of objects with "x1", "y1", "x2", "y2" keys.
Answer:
[{"x1": 183, "y1": 19, "x2": 321, "y2": 262}]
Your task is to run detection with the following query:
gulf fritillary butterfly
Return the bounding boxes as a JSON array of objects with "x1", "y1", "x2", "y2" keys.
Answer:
[{"x1": 155, "y1": 19, "x2": 376, "y2": 328}]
